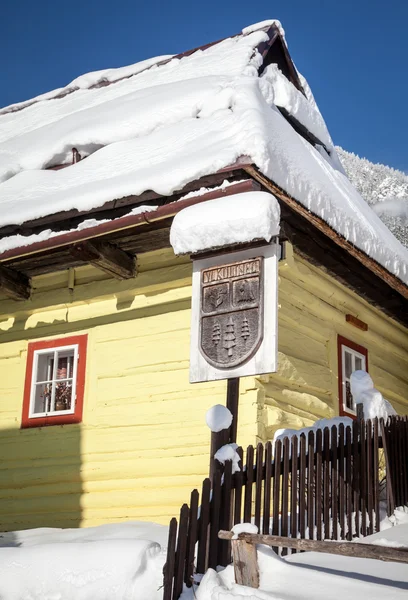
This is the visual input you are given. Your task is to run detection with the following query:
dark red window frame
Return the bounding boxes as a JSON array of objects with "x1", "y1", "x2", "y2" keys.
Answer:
[
  {"x1": 22, "y1": 335, "x2": 87, "y2": 428},
  {"x1": 337, "y1": 335, "x2": 368, "y2": 417}
]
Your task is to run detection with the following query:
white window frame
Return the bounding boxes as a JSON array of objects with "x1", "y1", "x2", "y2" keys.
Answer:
[
  {"x1": 341, "y1": 344, "x2": 367, "y2": 416},
  {"x1": 28, "y1": 344, "x2": 79, "y2": 419}
]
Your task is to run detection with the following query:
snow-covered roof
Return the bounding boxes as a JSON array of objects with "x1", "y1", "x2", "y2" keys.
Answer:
[{"x1": 1, "y1": 19, "x2": 408, "y2": 285}]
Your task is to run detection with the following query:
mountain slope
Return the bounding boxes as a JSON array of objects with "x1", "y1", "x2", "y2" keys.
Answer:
[{"x1": 337, "y1": 147, "x2": 408, "y2": 248}]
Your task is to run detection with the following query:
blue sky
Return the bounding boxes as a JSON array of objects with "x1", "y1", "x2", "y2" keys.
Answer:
[{"x1": 1, "y1": 0, "x2": 406, "y2": 171}]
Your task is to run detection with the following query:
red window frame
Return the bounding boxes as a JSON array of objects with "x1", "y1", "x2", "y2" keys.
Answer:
[
  {"x1": 22, "y1": 335, "x2": 87, "y2": 428},
  {"x1": 337, "y1": 335, "x2": 368, "y2": 417}
]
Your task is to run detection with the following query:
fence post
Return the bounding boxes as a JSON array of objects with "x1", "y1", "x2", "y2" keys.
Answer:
[{"x1": 231, "y1": 539, "x2": 259, "y2": 588}]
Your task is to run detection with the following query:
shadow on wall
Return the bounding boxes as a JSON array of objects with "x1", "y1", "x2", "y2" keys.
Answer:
[{"x1": 0, "y1": 423, "x2": 82, "y2": 543}]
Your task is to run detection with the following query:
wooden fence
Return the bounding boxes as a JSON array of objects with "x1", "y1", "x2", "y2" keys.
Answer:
[{"x1": 163, "y1": 415, "x2": 407, "y2": 600}]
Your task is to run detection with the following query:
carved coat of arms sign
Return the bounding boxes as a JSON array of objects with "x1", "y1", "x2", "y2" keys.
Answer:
[
  {"x1": 200, "y1": 258, "x2": 263, "y2": 368},
  {"x1": 190, "y1": 244, "x2": 278, "y2": 383}
]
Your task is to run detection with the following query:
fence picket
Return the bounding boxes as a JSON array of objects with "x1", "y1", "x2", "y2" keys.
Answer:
[
  {"x1": 163, "y1": 517, "x2": 177, "y2": 600},
  {"x1": 315, "y1": 429, "x2": 323, "y2": 541},
  {"x1": 331, "y1": 425, "x2": 338, "y2": 540},
  {"x1": 263, "y1": 442, "x2": 273, "y2": 535},
  {"x1": 360, "y1": 419, "x2": 367, "y2": 537},
  {"x1": 299, "y1": 434, "x2": 306, "y2": 540},
  {"x1": 290, "y1": 436, "x2": 298, "y2": 553},
  {"x1": 173, "y1": 504, "x2": 189, "y2": 600},
  {"x1": 323, "y1": 427, "x2": 330, "y2": 541},
  {"x1": 209, "y1": 471, "x2": 222, "y2": 570},
  {"x1": 244, "y1": 445, "x2": 254, "y2": 523},
  {"x1": 338, "y1": 423, "x2": 345, "y2": 539},
  {"x1": 197, "y1": 478, "x2": 211, "y2": 574},
  {"x1": 345, "y1": 426, "x2": 353, "y2": 540},
  {"x1": 307, "y1": 431, "x2": 315, "y2": 540},
  {"x1": 281, "y1": 437, "x2": 290, "y2": 551},
  {"x1": 254, "y1": 443, "x2": 264, "y2": 531},
  {"x1": 352, "y1": 420, "x2": 360, "y2": 537},
  {"x1": 185, "y1": 490, "x2": 199, "y2": 587},
  {"x1": 219, "y1": 461, "x2": 233, "y2": 566}
]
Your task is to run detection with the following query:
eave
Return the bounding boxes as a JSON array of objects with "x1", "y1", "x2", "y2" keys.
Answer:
[{"x1": 0, "y1": 164, "x2": 407, "y2": 330}]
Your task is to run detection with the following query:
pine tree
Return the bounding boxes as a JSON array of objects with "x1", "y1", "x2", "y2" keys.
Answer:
[
  {"x1": 223, "y1": 317, "x2": 236, "y2": 357},
  {"x1": 241, "y1": 316, "x2": 250, "y2": 342},
  {"x1": 212, "y1": 322, "x2": 221, "y2": 346}
]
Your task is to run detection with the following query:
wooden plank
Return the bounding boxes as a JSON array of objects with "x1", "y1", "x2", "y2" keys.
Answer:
[
  {"x1": 233, "y1": 448, "x2": 244, "y2": 526},
  {"x1": 197, "y1": 478, "x2": 211, "y2": 574},
  {"x1": 209, "y1": 471, "x2": 222, "y2": 570},
  {"x1": 360, "y1": 419, "x2": 367, "y2": 537},
  {"x1": 281, "y1": 437, "x2": 290, "y2": 549},
  {"x1": 338, "y1": 423, "x2": 345, "y2": 539},
  {"x1": 345, "y1": 426, "x2": 353, "y2": 540},
  {"x1": 0, "y1": 264, "x2": 31, "y2": 301},
  {"x1": 173, "y1": 504, "x2": 189, "y2": 600},
  {"x1": 315, "y1": 429, "x2": 323, "y2": 541},
  {"x1": 163, "y1": 517, "x2": 177, "y2": 600},
  {"x1": 290, "y1": 436, "x2": 298, "y2": 552},
  {"x1": 219, "y1": 461, "x2": 233, "y2": 567},
  {"x1": 272, "y1": 440, "x2": 281, "y2": 536},
  {"x1": 352, "y1": 420, "x2": 361, "y2": 536},
  {"x1": 263, "y1": 442, "x2": 272, "y2": 535},
  {"x1": 231, "y1": 539, "x2": 259, "y2": 589},
  {"x1": 70, "y1": 240, "x2": 136, "y2": 280},
  {"x1": 373, "y1": 418, "x2": 380, "y2": 533},
  {"x1": 185, "y1": 489, "x2": 199, "y2": 587},
  {"x1": 331, "y1": 425, "x2": 338, "y2": 540},
  {"x1": 323, "y1": 427, "x2": 330, "y2": 540},
  {"x1": 366, "y1": 420, "x2": 374, "y2": 535},
  {"x1": 254, "y1": 443, "x2": 263, "y2": 531},
  {"x1": 307, "y1": 431, "x2": 315, "y2": 540},
  {"x1": 244, "y1": 445, "x2": 254, "y2": 523},
  {"x1": 219, "y1": 532, "x2": 408, "y2": 564},
  {"x1": 299, "y1": 434, "x2": 306, "y2": 540}
]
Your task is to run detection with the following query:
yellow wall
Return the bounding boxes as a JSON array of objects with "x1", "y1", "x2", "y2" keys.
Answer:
[{"x1": 0, "y1": 244, "x2": 406, "y2": 531}]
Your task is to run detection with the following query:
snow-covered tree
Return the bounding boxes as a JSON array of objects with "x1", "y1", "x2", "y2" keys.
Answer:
[{"x1": 337, "y1": 147, "x2": 408, "y2": 248}]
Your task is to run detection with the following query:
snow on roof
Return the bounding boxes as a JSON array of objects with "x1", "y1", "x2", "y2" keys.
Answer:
[{"x1": 1, "y1": 20, "x2": 408, "y2": 285}]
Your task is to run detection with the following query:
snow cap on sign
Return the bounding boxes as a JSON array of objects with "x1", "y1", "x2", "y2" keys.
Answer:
[{"x1": 170, "y1": 191, "x2": 280, "y2": 255}]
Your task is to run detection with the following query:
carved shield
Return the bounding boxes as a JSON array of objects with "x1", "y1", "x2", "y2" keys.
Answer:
[{"x1": 199, "y1": 257, "x2": 263, "y2": 368}]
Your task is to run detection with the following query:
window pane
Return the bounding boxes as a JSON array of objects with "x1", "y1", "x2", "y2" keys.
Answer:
[
  {"x1": 355, "y1": 356, "x2": 363, "y2": 371},
  {"x1": 33, "y1": 383, "x2": 52, "y2": 414},
  {"x1": 56, "y1": 350, "x2": 75, "y2": 380},
  {"x1": 35, "y1": 352, "x2": 54, "y2": 383},
  {"x1": 345, "y1": 381, "x2": 354, "y2": 410},
  {"x1": 345, "y1": 351, "x2": 352, "y2": 378},
  {"x1": 54, "y1": 380, "x2": 73, "y2": 411}
]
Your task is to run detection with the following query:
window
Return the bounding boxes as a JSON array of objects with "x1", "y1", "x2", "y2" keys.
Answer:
[
  {"x1": 337, "y1": 335, "x2": 368, "y2": 416},
  {"x1": 22, "y1": 335, "x2": 87, "y2": 428}
]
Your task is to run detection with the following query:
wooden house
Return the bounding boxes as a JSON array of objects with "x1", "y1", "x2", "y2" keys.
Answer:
[{"x1": 0, "y1": 20, "x2": 407, "y2": 531}]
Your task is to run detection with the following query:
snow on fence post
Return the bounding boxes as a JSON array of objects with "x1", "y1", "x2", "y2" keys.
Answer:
[{"x1": 206, "y1": 404, "x2": 233, "y2": 482}]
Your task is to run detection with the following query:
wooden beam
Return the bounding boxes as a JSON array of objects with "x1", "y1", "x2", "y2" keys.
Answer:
[
  {"x1": 70, "y1": 240, "x2": 136, "y2": 280},
  {"x1": 219, "y1": 531, "x2": 408, "y2": 564},
  {"x1": 0, "y1": 264, "x2": 31, "y2": 301}
]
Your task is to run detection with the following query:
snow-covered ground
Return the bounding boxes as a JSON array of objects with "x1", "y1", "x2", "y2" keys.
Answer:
[
  {"x1": 0, "y1": 521, "x2": 168, "y2": 600},
  {"x1": 0, "y1": 510, "x2": 407, "y2": 599}
]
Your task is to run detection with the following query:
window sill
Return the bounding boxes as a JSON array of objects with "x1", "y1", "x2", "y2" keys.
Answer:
[{"x1": 21, "y1": 413, "x2": 82, "y2": 429}]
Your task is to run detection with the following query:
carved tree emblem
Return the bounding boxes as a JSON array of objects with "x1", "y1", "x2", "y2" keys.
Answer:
[{"x1": 199, "y1": 257, "x2": 263, "y2": 368}]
